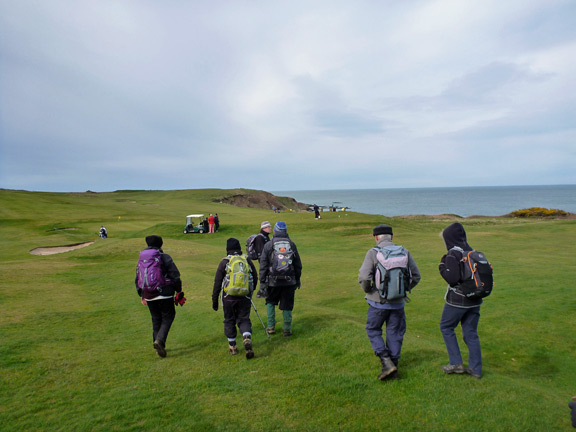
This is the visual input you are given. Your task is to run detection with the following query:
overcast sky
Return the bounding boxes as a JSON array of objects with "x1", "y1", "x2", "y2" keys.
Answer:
[{"x1": 1, "y1": 0, "x2": 575, "y2": 192}]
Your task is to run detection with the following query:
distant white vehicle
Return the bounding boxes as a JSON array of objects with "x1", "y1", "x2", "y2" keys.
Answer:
[{"x1": 183, "y1": 214, "x2": 206, "y2": 234}]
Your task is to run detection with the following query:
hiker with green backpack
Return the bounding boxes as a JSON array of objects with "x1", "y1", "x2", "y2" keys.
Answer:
[
  {"x1": 358, "y1": 224, "x2": 421, "y2": 381},
  {"x1": 212, "y1": 238, "x2": 259, "y2": 358}
]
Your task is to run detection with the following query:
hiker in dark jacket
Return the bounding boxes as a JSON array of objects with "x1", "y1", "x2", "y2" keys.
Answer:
[
  {"x1": 259, "y1": 221, "x2": 302, "y2": 337},
  {"x1": 212, "y1": 238, "x2": 258, "y2": 358},
  {"x1": 135, "y1": 235, "x2": 182, "y2": 358},
  {"x1": 253, "y1": 221, "x2": 272, "y2": 298},
  {"x1": 358, "y1": 224, "x2": 421, "y2": 381},
  {"x1": 439, "y1": 222, "x2": 483, "y2": 378},
  {"x1": 569, "y1": 396, "x2": 576, "y2": 428},
  {"x1": 253, "y1": 221, "x2": 272, "y2": 260}
]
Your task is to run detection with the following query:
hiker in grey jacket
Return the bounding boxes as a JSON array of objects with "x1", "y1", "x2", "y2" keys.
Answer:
[
  {"x1": 358, "y1": 224, "x2": 421, "y2": 381},
  {"x1": 438, "y1": 222, "x2": 483, "y2": 378}
]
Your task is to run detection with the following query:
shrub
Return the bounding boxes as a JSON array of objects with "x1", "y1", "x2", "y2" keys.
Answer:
[{"x1": 509, "y1": 207, "x2": 568, "y2": 218}]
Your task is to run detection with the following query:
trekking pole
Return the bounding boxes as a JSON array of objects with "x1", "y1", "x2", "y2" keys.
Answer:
[{"x1": 248, "y1": 297, "x2": 271, "y2": 340}]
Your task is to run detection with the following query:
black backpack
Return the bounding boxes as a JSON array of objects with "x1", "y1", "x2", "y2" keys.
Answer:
[
  {"x1": 458, "y1": 250, "x2": 494, "y2": 299},
  {"x1": 246, "y1": 233, "x2": 264, "y2": 260}
]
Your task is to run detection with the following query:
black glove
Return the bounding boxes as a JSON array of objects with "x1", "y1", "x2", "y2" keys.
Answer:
[
  {"x1": 212, "y1": 299, "x2": 219, "y2": 311},
  {"x1": 296, "y1": 282, "x2": 301, "y2": 290}
]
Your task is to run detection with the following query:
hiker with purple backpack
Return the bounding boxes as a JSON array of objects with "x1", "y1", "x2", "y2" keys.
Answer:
[{"x1": 135, "y1": 235, "x2": 184, "y2": 358}]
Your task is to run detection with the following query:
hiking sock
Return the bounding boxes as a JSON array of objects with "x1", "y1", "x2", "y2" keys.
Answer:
[
  {"x1": 282, "y1": 310, "x2": 292, "y2": 332},
  {"x1": 266, "y1": 303, "x2": 276, "y2": 329}
]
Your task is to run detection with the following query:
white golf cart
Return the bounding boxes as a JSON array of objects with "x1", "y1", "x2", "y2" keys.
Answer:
[{"x1": 183, "y1": 214, "x2": 206, "y2": 234}]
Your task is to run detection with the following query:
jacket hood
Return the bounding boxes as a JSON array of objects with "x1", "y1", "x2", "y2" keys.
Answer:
[
  {"x1": 226, "y1": 238, "x2": 242, "y2": 254},
  {"x1": 442, "y1": 222, "x2": 472, "y2": 251}
]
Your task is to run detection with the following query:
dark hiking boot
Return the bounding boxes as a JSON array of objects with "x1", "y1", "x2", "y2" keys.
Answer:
[
  {"x1": 228, "y1": 343, "x2": 238, "y2": 355},
  {"x1": 266, "y1": 327, "x2": 276, "y2": 335},
  {"x1": 441, "y1": 364, "x2": 465, "y2": 374},
  {"x1": 386, "y1": 370, "x2": 399, "y2": 380},
  {"x1": 283, "y1": 330, "x2": 292, "y2": 337},
  {"x1": 465, "y1": 368, "x2": 482, "y2": 379},
  {"x1": 243, "y1": 337, "x2": 254, "y2": 359},
  {"x1": 377, "y1": 356, "x2": 397, "y2": 380},
  {"x1": 153, "y1": 340, "x2": 166, "y2": 358}
]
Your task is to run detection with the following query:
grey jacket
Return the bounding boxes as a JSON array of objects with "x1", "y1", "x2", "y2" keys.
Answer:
[{"x1": 358, "y1": 239, "x2": 421, "y2": 304}]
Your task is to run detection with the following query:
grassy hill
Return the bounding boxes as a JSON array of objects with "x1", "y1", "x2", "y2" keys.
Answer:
[{"x1": 1, "y1": 188, "x2": 575, "y2": 431}]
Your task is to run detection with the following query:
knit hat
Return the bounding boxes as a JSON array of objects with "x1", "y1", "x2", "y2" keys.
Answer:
[
  {"x1": 274, "y1": 221, "x2": 287, "y2": 233},
  {"x1": 373, "y1": 224, "x2": 393, "y2": 236},
  {"x1": 226, "y1": 237, "x2": 242, "y2": 253},
  {"x1": 261, "y1": 221, "x2": 272, "y2": 229},
  {"x1": 146, "y1": 235, "x2": 163, "y2": 248}
]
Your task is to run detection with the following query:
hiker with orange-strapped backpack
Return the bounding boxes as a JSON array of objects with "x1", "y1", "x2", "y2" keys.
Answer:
[{"x1": 439, "y1": 222, "x2": 493, "y2": 379}]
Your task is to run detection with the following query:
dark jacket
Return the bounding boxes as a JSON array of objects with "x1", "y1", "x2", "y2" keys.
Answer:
[
  {"x1": 259, "y1": 233, "x2": 302, "y2": 287},
  {"x1": 253, "y1": 230, "x2": 270, "y2": 260},
  {"x1": 439, "y1": 223, "x2": 482, "y2": 308},
  {"x1": 212, "y1": 251, "x2": 258, "y2": 303},
  {"x1": 135, "y1": 247, "x2": 182, "y2": 300}
]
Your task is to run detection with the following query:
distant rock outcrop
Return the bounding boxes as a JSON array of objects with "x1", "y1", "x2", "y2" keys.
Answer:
[{"x1": 214, "y1": 189, "x2": 309, "y2": 211}]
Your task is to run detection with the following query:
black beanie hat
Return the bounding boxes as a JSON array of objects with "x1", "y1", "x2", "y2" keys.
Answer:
[
  {"x1": 373, "y1": 224, "x2": 393, "y2": 236},
  {"x1": 146, "y1": 235, "x2": 163, "y2": 248},
  {"x1": 226, "y1": 237, "x2": 242, "y2": 253}
]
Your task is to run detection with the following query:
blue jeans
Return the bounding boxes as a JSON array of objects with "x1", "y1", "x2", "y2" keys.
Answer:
[
  {"x1": 365, "y1": 306, "x2": 406, "y2": 361},
  {"x1": 440, "y1": 303, "x2": 482, "y2": 374}
]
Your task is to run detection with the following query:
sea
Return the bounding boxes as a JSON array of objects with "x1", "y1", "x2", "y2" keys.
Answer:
[{"x1": 273, "y1": 185, "x2": 576, "y2": 217}]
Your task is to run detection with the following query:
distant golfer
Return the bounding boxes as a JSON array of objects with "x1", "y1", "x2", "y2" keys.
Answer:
[{"x1": 135, "y1": 235, "x2": 182, "y2": 358}]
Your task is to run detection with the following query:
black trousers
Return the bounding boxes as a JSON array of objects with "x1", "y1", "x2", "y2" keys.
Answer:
[
  {"x1": 147, "y1": 298, "x2": 176, "y2": 347},
  {"x1": 266, "y1": 285, "x2": 296, "y2": 311},
  {"x1": 222, "y1": 297, "x2": 252, "y2": 339}
]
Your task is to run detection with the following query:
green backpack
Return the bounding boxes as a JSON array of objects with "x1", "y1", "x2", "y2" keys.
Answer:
[{"x1": 222, "y1": 255, "x2": 252, "y2": 297}]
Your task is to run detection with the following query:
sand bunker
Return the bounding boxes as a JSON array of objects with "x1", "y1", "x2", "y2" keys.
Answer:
[{"x1": 30, "y1": 241, "x2": 95, "y2": 256}]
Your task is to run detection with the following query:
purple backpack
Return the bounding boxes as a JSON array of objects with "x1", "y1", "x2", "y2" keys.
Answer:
[{"x1": 136, "y1": 249, "x2": 167, "y2": 292}]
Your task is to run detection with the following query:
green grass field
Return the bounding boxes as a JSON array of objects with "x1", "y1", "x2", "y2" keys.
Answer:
[{"x1": 1, "y1": 188, "x2": 575, "y2": 431}]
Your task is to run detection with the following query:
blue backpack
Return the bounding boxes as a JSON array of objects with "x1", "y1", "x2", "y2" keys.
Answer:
[
  {"x1": 373, "y1": 245, "x2": 411, "y2": 300},
  {"x1": 136, "y1": 249, "x2": 167, "y2": 293}
]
